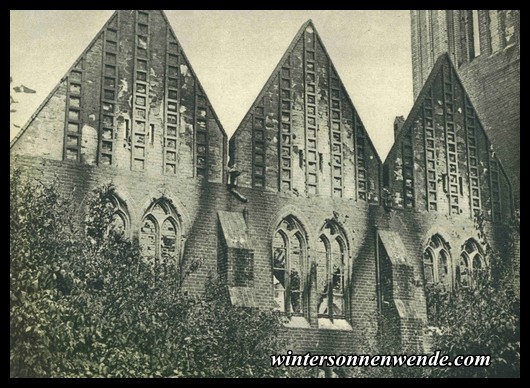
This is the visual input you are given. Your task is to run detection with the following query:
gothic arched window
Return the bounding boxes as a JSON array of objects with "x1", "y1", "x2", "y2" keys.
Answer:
[
  {"x1": 140, "y1": 199, "x2": 180, "y2": 263},
  {"x1": 110, "y1": 196, "x2": 129, "y2": 234},
  {"x1": 317, "y1": 221, "x2": 347, "y2": 320},
  {"x1": 272, "y1": 216, "x2": 307, "y2": 315},
  {"x1": 457, "y1": 239, "x2": 485, "y2": 288},
  {"x1": 102, "y1": 193, "x2": 129, "y2": 237},
  {"x1": 423, "y1": 234, "x2": 452, "y2": 291}
]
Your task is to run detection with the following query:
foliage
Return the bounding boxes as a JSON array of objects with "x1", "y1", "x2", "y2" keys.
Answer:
[
  {"x1": 10, "y1": 170, "x2": 308, "y2": 378},
  {"x1": 10, "y1": 169, "x2": 80, "y2": 377},
  {"x1": 342, "y1": 211, "x2": 520, "y2": 379},
  {"x1": 422, "y1": 212, "x2": 520, "y2": 378}
]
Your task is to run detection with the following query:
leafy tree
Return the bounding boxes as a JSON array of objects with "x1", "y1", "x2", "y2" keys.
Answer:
[
  {"x1": 10, "y1": 169, "x2": 311, "y2": 378},
  {"x1": 342, "y1": 212, "x2": 520, "y2": 379},
  {"x1": 10, "y1": 169, "x2": 81, "y2": 377},
  {"x1": 423, "y1": 213, "x2": 520, "y2": 378}
]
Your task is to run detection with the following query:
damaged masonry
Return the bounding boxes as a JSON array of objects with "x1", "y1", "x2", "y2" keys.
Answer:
[{"x1": 10, "y1": 10, "x2": 519, "y2": 368}]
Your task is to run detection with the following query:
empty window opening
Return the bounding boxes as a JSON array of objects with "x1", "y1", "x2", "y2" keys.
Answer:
[
  {"x1": 442, "y1": 173, "x2": 448, "y2": 193},
  {"x1": 298, "y1": 150, "x2": 304, "y2": 169},
  {"x1": 124, "y1": 119, "x2": 131, "y2": 149},
  {"x1": 317, "y1": 221, "x2": 347, "y2": 320},
  {"x1": 472, "y1": 10, "x2": 481, "y2": 57},
  {"x1": 383, "y1": 165, "x2": 390, "y2": 187},
  {"x1": 150, "y1": 124, "x2": 155, "y2": 145},
  {"x1": 272, "y1": 217, "x2": 307, "y2": 315},
  {"x1": 125, "y1": 119, "x2": 130, "y2": 139},
  {"x1": 423, "y1": 234, "x2": 452, "y2": 292}
]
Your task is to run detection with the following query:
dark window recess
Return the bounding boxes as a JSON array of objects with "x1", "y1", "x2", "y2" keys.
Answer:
[
  {"x1": 459, "y1": 176, "x2": 463, "y2": 195},
  {"x1": 465, "y1": 11, "x2": 476, "y2": 60},
  {"x1": 105, "y1": 65, "x2": 116, "y2": 76},
  {"x1": 150, "y1": 124, "x2": 155, "y2": 145},
  {"x1": 442, "y1": 173, "x2": 448, "y2": 193},
  {"x1": 106, "y1": 29, "x2": 117, "y2": 42},
  {"x1": 298, "y1": 150, "x2": 304, "y2": 169},
  {"x1": 472, "y1": 10, "x2": 481, "y2": 57},
  {"x1": 319, "y1": 153, "x2": 323, "y2": 172},
  {"x1": 197, "y1": 168, "x2": 206, "y2": 178},
  {"x1": 104, "y1": 90, "x2": 115, "y2": 100},
  {"x1": 138, "y1": 11, "x2": 149, "y2": 24},
  {"x1": 124, "y1": 119, "x2": 131, "y2": 147}
]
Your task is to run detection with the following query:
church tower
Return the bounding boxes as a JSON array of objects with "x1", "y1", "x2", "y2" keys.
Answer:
[{"x1": 410, "y1": 10, "x2": 519, "y2": 204}]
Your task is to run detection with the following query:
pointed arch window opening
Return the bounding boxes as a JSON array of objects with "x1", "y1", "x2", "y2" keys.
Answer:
[
  {"x1": 111, "y1": 210, "x2": 127, "y2": 235},
  {"x1": 457, "y1": 239, "x2": 486, "y2": 289},
  {"x1": 423, "y1": 234, "x2": 452, "y2": 291},
  {"x1": 272, "y1": 217, "x2": 307, "y2": 316},
  {"x1": 140, "y1": 199, "x2": 181, "y2": 265},
  {"x1": 317, "y1": 221, "x2": 347, "y2": 321},
  {"x1": 105, "y1": 194, "x2": 130, "y2": 238}
]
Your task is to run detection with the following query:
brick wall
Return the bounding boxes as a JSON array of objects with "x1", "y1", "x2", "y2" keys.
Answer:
[
  {"x1": 377, "y1": 206, "x2": 513, "y2": 346},
  {"x1": 10, "y1": 10, "x2": 227, "y2": 185},
  {"x1": 10, "y1": 154, "x2": 227, "y2": 296},
  {"x1": 385, "y1": 54, "x2": 513, "y2": 225},
  {"x1": 458, "y1": 45, "x2": 520, "y2": 205},
  {"x1": 229, "y1": 21, "x2": 381, "y2": 203},
  {"x1": 410, "y1": 10, "x2": 519, "y2": 204},
  {"x1": 222, "y1": 184, "x2": 381, "y2": 350},
  {"x1": 9, "y1": 11, "x2": 519, "y2": 359}
]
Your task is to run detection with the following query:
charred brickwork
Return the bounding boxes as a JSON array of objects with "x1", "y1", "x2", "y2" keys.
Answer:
[
  {"x1": 226, "y1": 20, "x2": 384, "y2": 351},
  {"x1": 9, "y1": 9, "x2": 228, "y2": 301},
  {"x1": 411, "y1": 10, "x2": 519, "y2": 205},
  {"x1": 10, "y1": 11, "x2": 517, "y2": 358}
]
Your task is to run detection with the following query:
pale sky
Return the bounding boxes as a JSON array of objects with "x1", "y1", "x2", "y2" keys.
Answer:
[{"x1": 10, "y1": 10, "x2": 413, "y2": 160}]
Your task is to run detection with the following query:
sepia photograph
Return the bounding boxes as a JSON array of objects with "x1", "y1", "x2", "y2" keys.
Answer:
[{"x1": 10, "y1": 10, "x2": 519, "y2": 378}]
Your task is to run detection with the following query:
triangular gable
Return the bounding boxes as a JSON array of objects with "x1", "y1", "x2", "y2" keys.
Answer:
[
  {"x1": 10, "y1": 11, "x2": 119, "y2": 150},
  {"x1": 383, "y1": 53, "x2": 513, "y2": 221},
  {"x1": 159, "y1": 11, "x2": 227, "y2": 141},
  {"x1": 230, "y1": 20, "x2": 381, "y2": 201},
  {"x1": 11, "y1": 10, "x2": 227, "y2": 182},
  {"x1": 231, "y1": 20, "x2": 380, "y2": 162}
]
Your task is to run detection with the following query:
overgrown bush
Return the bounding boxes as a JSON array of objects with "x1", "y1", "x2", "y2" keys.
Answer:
[
  {"x1": 343, "y1": 212, "x2": 520, "y2": 379},
  {"x1": 423, "y1": 213, "x2": 520, "y2": 378},
  {"x1": 10, "y1": 170, "x2": 310, "y2": 377}
]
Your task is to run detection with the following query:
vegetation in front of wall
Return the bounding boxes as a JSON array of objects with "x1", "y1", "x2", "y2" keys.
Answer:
[{"x1": 10, "y1": 169, "x2": 312, "y2": 378}]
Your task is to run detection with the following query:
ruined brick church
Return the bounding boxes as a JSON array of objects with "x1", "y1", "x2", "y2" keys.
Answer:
[{"x1": 10, "y1": 10, "x2": 519, "y2": 357}]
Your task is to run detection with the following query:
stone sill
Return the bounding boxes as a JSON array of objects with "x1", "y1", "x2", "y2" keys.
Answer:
[
  {"x1": 283, "y1": 316, "x2": 311, "y2": 329},
  {"x1": 282, "y1": 316, "x2": 353, "y2": 331},
  {"x1": 317, "y1": 318, "x2": 353, "y2": 331}
]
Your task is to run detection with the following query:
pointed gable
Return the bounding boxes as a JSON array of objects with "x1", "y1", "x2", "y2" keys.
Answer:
[
  {"x1": 383, "y1": 53, "x2": 513, "y2": 222},
  {"x1": 11, "y1": 10, "x2": 227, "y2": 183},
  {"x1": 230, "y1": 20, "x2": 381, "y2": 202}
]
